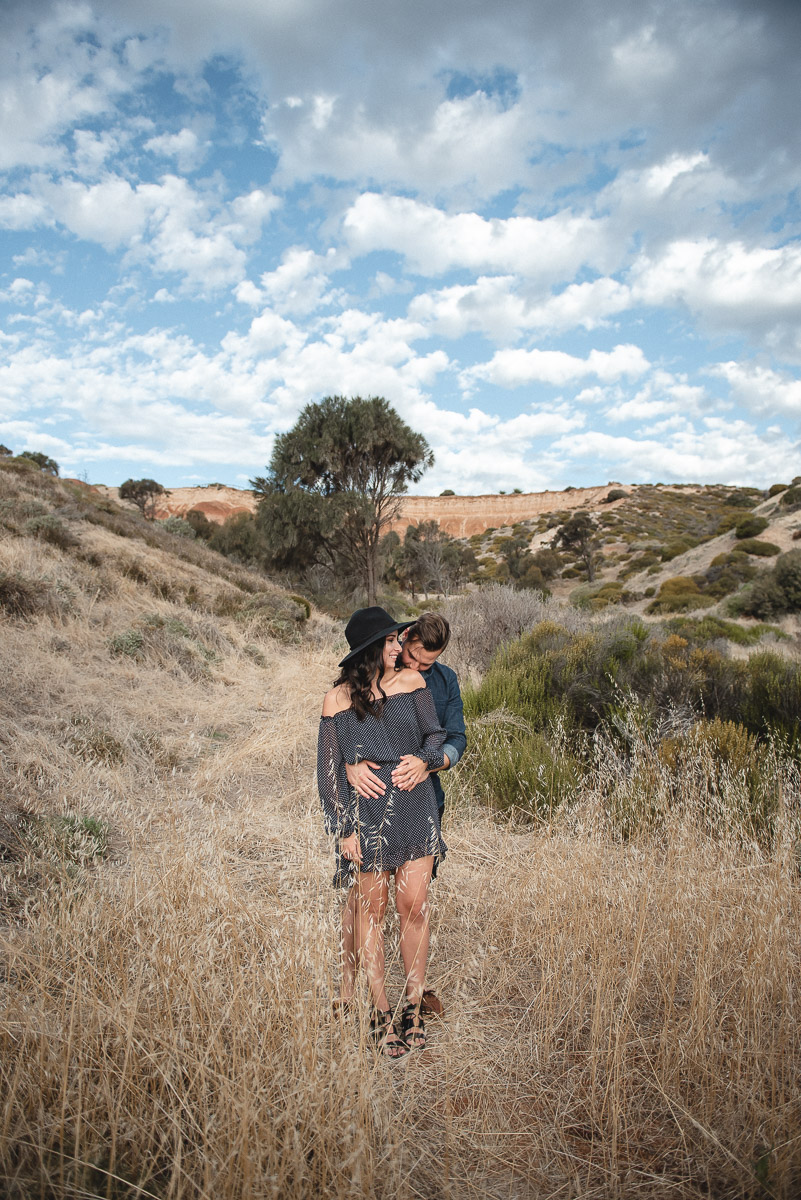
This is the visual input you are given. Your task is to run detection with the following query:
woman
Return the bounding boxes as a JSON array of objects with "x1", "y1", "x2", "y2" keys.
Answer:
[{"x1": 317, "y1": 606, "x2": 447, "y2": 1059}]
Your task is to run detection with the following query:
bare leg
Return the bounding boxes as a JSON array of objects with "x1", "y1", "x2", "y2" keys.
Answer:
[
  {"x1": 353, "y1": 870, "x2": 390, "y2": 1011},
  {"x1": 394, "y1": 856, "x2": 433, "y2": 1005},
  {"x1": 340, "y1": 885, "x2": 358, "y2": 1003}
]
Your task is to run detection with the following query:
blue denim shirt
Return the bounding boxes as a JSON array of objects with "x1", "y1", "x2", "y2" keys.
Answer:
[{"x1": 420, "y1": 660, "x2": 466, "y2": 812}]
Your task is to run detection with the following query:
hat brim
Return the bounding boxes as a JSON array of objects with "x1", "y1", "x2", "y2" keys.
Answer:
[{"x1": 338, "y1": 619, "x2": 415, "y2": 666}]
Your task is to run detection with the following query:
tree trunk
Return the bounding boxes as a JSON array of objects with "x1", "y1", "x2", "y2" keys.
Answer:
[{"x1": 366, "y1": 546, "x2": 378, "y2": 606}]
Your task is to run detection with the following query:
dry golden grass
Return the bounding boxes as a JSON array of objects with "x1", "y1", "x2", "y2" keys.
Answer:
[{"x1": 2, "y1": 495, "x2": 800, "y2": 1199}]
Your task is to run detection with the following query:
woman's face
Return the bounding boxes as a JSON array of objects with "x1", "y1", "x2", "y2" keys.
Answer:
[{"x1": 382, "y1": 633, "x2": 401, "y2": 672}]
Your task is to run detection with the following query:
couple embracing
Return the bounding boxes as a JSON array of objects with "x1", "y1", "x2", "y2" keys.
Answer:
[{"x1": 317, "y1": 608, "x2": 465, "y2": 1060}]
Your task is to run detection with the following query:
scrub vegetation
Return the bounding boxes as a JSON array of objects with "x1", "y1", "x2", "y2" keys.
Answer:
[{"x1": 1, "y1": 457, "x2": 800, "y2": 1199}]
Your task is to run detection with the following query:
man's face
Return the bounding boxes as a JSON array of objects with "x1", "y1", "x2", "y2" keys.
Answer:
[{"x1": 400, "y1": 635, "x2": 441, "y2": 673}]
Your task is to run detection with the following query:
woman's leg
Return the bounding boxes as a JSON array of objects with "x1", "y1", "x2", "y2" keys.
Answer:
[
  {"x1": 353, "y1": 870, "x2": 390, "y2": 1011},
  {"x1": 339, "y1": 885, "x2": 358, "y2": 1003},
  {"x1": 394, "y1": 856, "x2": 434, "y2": 1005}
]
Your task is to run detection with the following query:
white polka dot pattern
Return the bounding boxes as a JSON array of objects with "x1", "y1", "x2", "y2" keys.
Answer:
[{"x1": 317, "y1": 688, "x2": 447, "y2": 886}]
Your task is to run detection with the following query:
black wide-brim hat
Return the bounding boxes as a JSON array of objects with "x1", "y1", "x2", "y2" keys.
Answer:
[{"x1": 338, "y1": 606, "x2": 415, "y2": 666}]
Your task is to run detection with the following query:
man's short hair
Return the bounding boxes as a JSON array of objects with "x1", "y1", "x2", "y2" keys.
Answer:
[{"x1": 406, "y1": 612, "x2": 450, "y2": 652}]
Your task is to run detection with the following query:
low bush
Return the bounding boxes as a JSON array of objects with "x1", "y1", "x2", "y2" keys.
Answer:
[
  {"x1": 779, "y1": 486, "x2": 801, "y2": 510},
  {"x1": 737, "y1": 538, "x2": 780, "y2": 557},
  {"x1": 441, "y1": 585, "x2": 586, "y2": 674},
  {"x1": 734, "y1": 515, "x2": 769, "y2": 539},
  {"x1": 735, "y1": 550, "x2": 801, "y2": 619},
  {"x1": 23, "y1": 513, "x2": 78, "y2": 550},
  {"x1": 465, "y1": 617, "x2": 801, "y2": 754},
  {"x1": 0, "y1": 571, "x2": 47, "y2": 618},
  {"x1": 661, "y1": 538, "x2": 692, "y2": 561},
  {"x1": 665, "y1": 614, "x2": 782, "y2": 647},
  {"x1": 460, "y1": 711, "x2": 583, "y2": 817},
  {"x1": 647, "y1": 577, "x2": 714, "y2": 613},
  {"x1": 768, "y1": 483, "x2": 788, "y2": 497},
  {"x1": 69, "y1": 717, "x2": 126, "y2": 766},
  {"x1": 703, "y1": 551, "x2": 758, "y2": 598},
  {"x1": 159, "y1": 516, "x2": 197, "y2": 539}
]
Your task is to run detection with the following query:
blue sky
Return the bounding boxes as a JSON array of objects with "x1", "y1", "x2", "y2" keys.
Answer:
[{"x1": 1, "y1": 0, "x2": 800, "y2": 494}]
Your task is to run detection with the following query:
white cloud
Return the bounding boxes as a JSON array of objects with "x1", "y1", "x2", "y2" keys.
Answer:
[
  {"x1": 630, "y1": 238, "x2": 801, "y2": 354},
  {"x1": 462, "y1": 344, "x2": 650, "y2": 390},
  {"x1": 409, "y1": 275, "x2": 633, "y2": 342},
  {"x1": 257, "y1": 246, "x2": 344, "y2": 315},
  {"x1": 144, "y1": 128, "x2": 208, "y2": 172},
  {"x1": 707, "y1": 361, "x2": 801, "y2": 417},
  {"x1": 553, "y1": 419, "x2": 799, "y2": 487},
  {"x1": 343, "y1": 193, "x2": 610, "y2": 281}
]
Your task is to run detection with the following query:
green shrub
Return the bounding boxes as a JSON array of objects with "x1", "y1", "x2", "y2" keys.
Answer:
[
  {"x1": 185, "y1": 509, "x2": 215, "y2": 539},
  {"x1": 779, "y1": 486, "x2": 801, "y2": 510},
  {"x1": 724, "y1": 490, "x2": 758, "y2": 507},
  {"x1": 647, "y1": 576, "x2": 714, "y2": 613},
  {"x1": 665, "y1": 614, "x2": 782, "y2": 647},
  {"x1": 774, "y1": 549, "x2": 801, "y2": 609},
  {"x1": 461, "y1": 712, "x2": 582, "y2": 817},
  {"x1": 661, "y1": 539, "x2": 691, "y2": 562},
  {"x1": 604, "y1": 488, "x2": 628, "y2": 502},
  {"x1": 108, "y1": 629, "x2": 145, "y2": 657},
  {"x1": 768, "y1": 483, "x2": 788, "y2": 497},
  {"x1": 159, "y1": 515, "x2": 197, "y2": 539},
  {"x1": 737, "y1": 539, "x2": 780, "y2": 557},
  {"x1": 734, "y1": 515, "x2": 769, "y2": 539}
]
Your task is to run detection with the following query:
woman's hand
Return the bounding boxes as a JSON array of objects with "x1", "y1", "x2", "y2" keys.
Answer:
[
  {"x1": 340, "y1": 832, "x2": 362, "y2": 865},
  {"x1": 391, "y1": 754, "x2": 429, "y2": 791},
  {"x1": 345, "y1": 760, "x2": 386, "y2": 799}
]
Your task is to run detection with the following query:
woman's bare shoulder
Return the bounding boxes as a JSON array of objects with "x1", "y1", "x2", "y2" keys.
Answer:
[
  {"x1": 322, "y1": 684, "x2": 352, "y2": 717},
  {"x1": 392, "y1": 669, "x2": 427, "y2": 693}
]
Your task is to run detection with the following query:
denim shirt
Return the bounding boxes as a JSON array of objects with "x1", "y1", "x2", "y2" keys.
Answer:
[{"x1": 420, "y1": 659, "x2": 466, "y2": 810}]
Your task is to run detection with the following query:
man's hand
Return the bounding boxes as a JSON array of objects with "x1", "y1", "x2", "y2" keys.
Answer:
[
  {"x1": 345, "y1": 760, "x2": 386, "y2": 799},
  {"x1": 391, "y1": 754, "x2": 429, "y2": 791}
]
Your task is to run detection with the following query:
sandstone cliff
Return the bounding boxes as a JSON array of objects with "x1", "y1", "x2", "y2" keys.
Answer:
[{"x1": 99, "y1": 482, "x2": 624, "y2": 537}]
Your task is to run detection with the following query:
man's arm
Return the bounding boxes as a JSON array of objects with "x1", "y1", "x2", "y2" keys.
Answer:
[{"x1": 439, "y1": 668, "x2": 466, "y2": 768}]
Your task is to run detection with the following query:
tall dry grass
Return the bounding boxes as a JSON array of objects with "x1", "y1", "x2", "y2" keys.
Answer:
[{"x1": 2, "y1": 502, "x2": 800, "y2": 1198}]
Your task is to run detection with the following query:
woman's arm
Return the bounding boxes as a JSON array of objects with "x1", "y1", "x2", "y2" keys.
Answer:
[{"x1": 317, "y1": 715, "x2": 357, "y2": 837}]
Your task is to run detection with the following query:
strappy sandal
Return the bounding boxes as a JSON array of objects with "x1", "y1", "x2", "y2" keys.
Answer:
[
  {"x1": 369, "y1": 1009, "x2": 410, "y2": 1060},
  {"x1": 400, "y1": 1001, "x2": 426, "y2": 1050}
]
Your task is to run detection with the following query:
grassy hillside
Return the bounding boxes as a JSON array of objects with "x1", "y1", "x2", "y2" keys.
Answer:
[{"x1": 1, "y1": 459, "x2": 800, "y2": 1198}]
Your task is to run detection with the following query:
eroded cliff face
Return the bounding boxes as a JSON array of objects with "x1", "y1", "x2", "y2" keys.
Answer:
[
  {"x1": 101, "y1": 483, "x2": 624, "y2": 536},
  {"x1": 387, "y1": 487, "x2": 617, "y2": 536}
]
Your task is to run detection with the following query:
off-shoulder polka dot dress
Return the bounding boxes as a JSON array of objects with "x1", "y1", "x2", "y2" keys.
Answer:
[{"x1": 317, "y1": 687, "x2": 447, "y2": 887}]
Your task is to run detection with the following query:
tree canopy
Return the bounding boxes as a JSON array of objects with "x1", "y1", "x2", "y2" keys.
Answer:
[
  {"x1": 20, "y1": 451, "x2": 59, "y2": 475},
  {"x1": 119, "y1": 478, "x2": 167, "y2": 519},
  {"x1": 251, "y1": 395, "x2": 433, "y2": 604}
]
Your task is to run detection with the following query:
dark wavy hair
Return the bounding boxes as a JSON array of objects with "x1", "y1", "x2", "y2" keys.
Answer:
[{"x1": 333, "y1": 638, "x2": 389, "y2": 720}]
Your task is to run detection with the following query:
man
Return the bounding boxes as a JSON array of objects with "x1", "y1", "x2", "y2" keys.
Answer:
[{"x1": 342, "y1": 612, "x2": 466, "y2": 1016}]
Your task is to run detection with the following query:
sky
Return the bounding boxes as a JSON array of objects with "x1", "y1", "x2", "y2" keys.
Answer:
[{"x1": 1, "y1": 0, "x2": 800, "y2": 495}]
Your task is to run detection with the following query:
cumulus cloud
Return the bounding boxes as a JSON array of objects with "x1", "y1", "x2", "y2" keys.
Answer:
[
  {"x1": 462, "y1": 344, "x2": 650, "y2": 391},
  {"x1": 343, "y1": 193, "x2": 611, "y2": 281},
  {"x1": 144, "y1": 128, "x2": 209, "y2": 172},
  {"x1": 552, "y1": 419, "x2": 799, "y2": 487},
  {"x1": 707, "y1": 361, "x2": 801, "y2": 417},
  {"x1": 630, "y1": 238, "x2": 801, "y2": 354}
]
